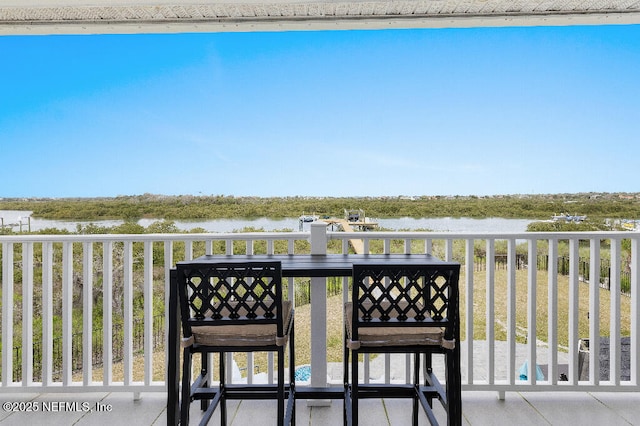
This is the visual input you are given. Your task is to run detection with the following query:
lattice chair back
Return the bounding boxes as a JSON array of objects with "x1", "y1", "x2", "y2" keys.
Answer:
[
  {"x1": 177, "y1": 261, "x2": 289, "y2": 348},
  {"x1": 348, "y1": 263, "x2": 460, "y2": 351}
]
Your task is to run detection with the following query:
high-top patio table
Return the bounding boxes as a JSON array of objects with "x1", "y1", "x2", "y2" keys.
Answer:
[{"x1": 167, "y1": 253, "x2": 461, "y2": 425}]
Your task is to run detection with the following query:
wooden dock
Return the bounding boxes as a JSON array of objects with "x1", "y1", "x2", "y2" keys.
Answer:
[{"x1": 321, "y1": 218, "x2": 366, "y2": 254}]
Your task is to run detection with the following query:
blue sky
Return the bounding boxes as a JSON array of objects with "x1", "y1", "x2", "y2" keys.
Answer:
[{"x1": 1, "y1": 24, "x2": 639, "y2": 198}]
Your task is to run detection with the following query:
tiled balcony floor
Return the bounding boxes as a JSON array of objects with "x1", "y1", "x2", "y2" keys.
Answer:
[{"x1": 3, "y1": 390, "x2": 640, "y2": 425}]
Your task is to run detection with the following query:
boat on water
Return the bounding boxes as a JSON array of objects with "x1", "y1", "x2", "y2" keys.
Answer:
[
  {"x1": 299, "y1": 213, "x2": 318, "y2": 223},
  {"x1": 551, "y1": 213, "x2": 587, "y2": 223},
  {"x1": 620, "y1": 219, "x2": 640, "y2": 231}
]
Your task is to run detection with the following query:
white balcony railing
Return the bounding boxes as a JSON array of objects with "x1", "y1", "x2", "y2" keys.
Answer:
[{"x1": 1, "y1": 225, "x2": 639, "y2": 396}]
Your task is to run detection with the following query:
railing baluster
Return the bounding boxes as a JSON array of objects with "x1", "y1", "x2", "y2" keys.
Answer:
[
  {"x1": 62, "y1": 241, "x2": 73, "y2": 386},
  {"x1": 1, "y1": 243, "x2": 13, "y2": 386},
  {"x1": 164, "y1": 240, "x2": 173, "y2": 390},
  {"x1": 267, "y1": 239, "x2": 275, "y2": 384},
  {"x1": 445, "y1": 238, "x2": 452, "y2": 261},
  {"x1": 103, "y1": 240, "x2": 113, "y2": 385},
  {"x1": 364, "y1": 355, "x2": 370, "y2": 385},
  {"x1": 224, "y1": 239, "x2": 233, "y2": 385},
  {"x1": 42, "y1": 241, "x2": 54, "y2": 386},
  {"x1": 527, "y1": 239, "x2": 537, "y2": 384},
  {"x1": 0, "y1": 251, "x2": 10, "y2": 383},
  {"x1": 83, "y1": 241, "x2": 94, "y2": 385},
  {"x1": 547, "y1": 238, "x2": 559, "y2": 384},
  {"x1": 631, "y1": 238, "x2": 640, "y2": 386},
  {"x1": 144, "y1": 240, "x2": 154, "y2": 385},
  {"x1": 589, "y1": 238, "x2": 601, "y2": 385},
  {"x1": 22, "y1": 242, "x2": 34, "y2": 385},
  {"x1": 609, "y1": 238, "x2": 621, "y2": 385},
  {"x1": 568, "y1": 238, "x2": 580, "y2": 384},
  {"x1": 405, "y1": 238, "x2": 411, "y2": 382},
  {"x1": 486, "y1": 239, "x2": 495, "y2": 384},
  {"x1": 123, "y1": 241, "x2": 134, "y2": 385},
  {"x1": 507, "y1": 238, "x2": 516, "y2": 386},
  {"x1": 247, "y1": 240, "x2": 255, "y2": 385},
  {"x1": 185, "y1": 240, "x2": 193, "y2": 261},
  {"x1": 464, "y1": 239, "x2": 474, "y2": 384}
]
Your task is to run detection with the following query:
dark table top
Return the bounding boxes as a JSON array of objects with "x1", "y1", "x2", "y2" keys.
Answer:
[{"x1": 179, "y1": 253, "x2": 457, "y2": 277}]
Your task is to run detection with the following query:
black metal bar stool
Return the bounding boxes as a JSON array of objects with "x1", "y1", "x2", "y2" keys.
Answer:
[
  {"x1": 344, "y1": 263, "x2": 461, "y2": 425},
  {"x1": 173, "y1": 261, "x2": 295, "y2": 425}
]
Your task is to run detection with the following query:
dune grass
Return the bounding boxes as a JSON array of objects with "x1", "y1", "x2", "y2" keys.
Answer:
[{"x1": 461, "y1": 269, "x2": 632, "y2": 349}]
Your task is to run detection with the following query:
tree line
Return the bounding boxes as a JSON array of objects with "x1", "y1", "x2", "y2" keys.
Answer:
[{"x1": 2, "y1": 192, "x2": 640, "y2": 223}]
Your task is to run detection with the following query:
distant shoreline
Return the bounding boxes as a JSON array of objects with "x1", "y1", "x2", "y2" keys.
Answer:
[
  {"x1": 1, "y1": 192, "x2": 639, "y2": 223},
  {"x1": 2, "y1": 191, "x2": 639, "y2": 202}
]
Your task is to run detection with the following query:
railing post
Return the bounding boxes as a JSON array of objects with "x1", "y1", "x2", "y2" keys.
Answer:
[
  {"x1": 547, "y1": 238, "x2": 559, "y2": 385},
  {"x1": 310, "y1": 221, "x2": 328, "y2": 255},
  {"x1": 631, "y1": 238, "x2": 640, "y2": 386},
  {"x1": 22, "y1": 242, "x2": 34, "y2": 385},
  {"x1": 527, "y1": 239, "x2": 537, "y2": 384},
  {"x1": 569, "y1": 238, "x2": 580, "y2": 383},
  {"x1": 589, "y1": 238, "x2": 601, "y2": 384},
  {"x1": 464, "y1": 239, "x2": 474, "y2": 385},
  {"x1": 610, "y1": 238, "x2": 621, "y2": 385},
  {"x1": 62, "y1": 242, "x2": 73, "y2": 386},
  {"x1": 42, "y1": 241, "x2": 54, "y2": 386},
  {"x1": 485, "y1": 239, "x2": 495, "y2": 385},
  {"x1": 506, "y1": 238, "x2": 517, "y2": 388},
  {"x1": 2, "y1": 243, "x2": 14, "y2": 386},
  {"x1": 82, "y1": 241, "x2": 94, "y2": 386},
  {"x1": 309, "y1": 222, "x2": 329, "y2": 403}
]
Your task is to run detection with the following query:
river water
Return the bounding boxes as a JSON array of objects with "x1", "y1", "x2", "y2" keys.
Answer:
[{"x1": 1, "y1": 210, "x2": 533, "y2": 233}]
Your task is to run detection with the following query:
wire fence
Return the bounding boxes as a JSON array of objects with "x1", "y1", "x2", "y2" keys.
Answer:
[
  {"x1": 475, "y1": 254, "x2": 631, "y2": 295},
  {"x1": 12, "y1": 314, "x2": 165, "y2": 382}
]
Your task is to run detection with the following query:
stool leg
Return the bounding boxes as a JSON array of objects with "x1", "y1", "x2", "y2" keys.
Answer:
[
  {"x1": 289, "y1": 324, "x2": 296, "y2": 426},
  {"x1": 413, "y1": 353, "x2": 420, "y2": 426},
  {"x1": 352, "y1": 349, "x2": 358, "y2": 426},
  {"x1": 180, "y1": 348, "x2": 192, "y2": 425},
  {"x1": 425, "y1": 352, "x2": 434, "y2": 407},
  {"x1": 201, "y1": 353, "x2": 209, "y2": 411},
  {"x1": 343, "y1": 335, "x2": 349, "y2": 426},
  {"x1": 220, "y1": 352, "x2": 227, "y2": 425},
  {"x1": 446, "y1": 347, "x2": 462, "y2": 426},
  {"x1": 278, "y1": 346, "x2": 285, "y2": 424}
]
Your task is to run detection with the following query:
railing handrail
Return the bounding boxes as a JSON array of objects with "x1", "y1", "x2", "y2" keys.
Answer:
[
  {"x1": 2, "y1": 229, "x2": 637, "y2": 242},
  {"x1": 331, "y1": 230, "x2": 637, "y2": 239}
]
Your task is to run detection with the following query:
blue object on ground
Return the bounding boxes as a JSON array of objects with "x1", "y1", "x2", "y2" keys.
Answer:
[
  {"x1": 519, "y1": 360, "x2": 545, "y2": 380},
  {"x1": 295, "y1": 365, "x2": 311, "y2": 381}
]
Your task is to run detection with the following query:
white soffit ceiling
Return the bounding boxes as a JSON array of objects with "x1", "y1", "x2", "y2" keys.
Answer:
[{"x1": 1, "y1": 0, "x2": 640, "y2": 35}]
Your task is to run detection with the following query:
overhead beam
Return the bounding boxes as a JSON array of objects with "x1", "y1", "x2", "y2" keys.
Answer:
[{"x1": 1, "y1": 1, "x2": 640, "y2": 35}]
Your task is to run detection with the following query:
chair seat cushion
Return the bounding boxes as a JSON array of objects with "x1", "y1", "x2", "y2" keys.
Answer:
[
  {"x1": 344, "y1": 302, "x2": 444, "y2": 349},
  {"x1": 190, "y1": 301, "x2": 293, "y2": 347}
]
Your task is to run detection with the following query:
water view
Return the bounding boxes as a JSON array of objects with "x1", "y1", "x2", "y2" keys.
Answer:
[{"x1": 1, "y1": 210, "x2": 533, "y2": 233}]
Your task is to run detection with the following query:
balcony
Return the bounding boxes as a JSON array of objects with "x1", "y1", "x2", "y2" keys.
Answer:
[{"x1": 2, "y1": 224, "x2": 639, "y2": 424}]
